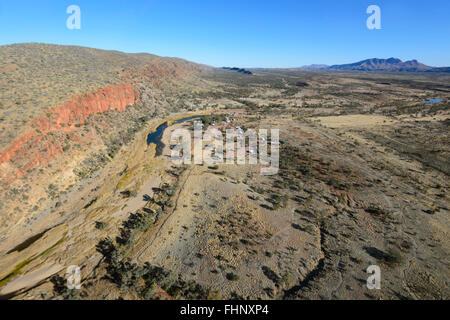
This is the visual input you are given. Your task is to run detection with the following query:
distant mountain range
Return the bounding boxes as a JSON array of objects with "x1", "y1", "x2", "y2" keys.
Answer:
[
  {"x1": 300, "y1": 64, "x2": 329, "y2": 70},
  {"x1": 300, "y1": 58, "x2": 450, "y2": 73}
]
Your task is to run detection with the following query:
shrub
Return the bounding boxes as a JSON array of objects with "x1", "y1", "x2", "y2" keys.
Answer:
[
  {"x1": 261, "y1": 266, "x2": 281, "y2": 286},
  {"x1": 50, "y1": 275, "x2": 80, "y2": 300},
  {"x1": 226, "y1": 273, "x2": 239, "y2": 281},
  {"x1": 384, "y1": 247, "x2": 403, "y2": 266},
  {"x1": 95, "y1": 221, "x2": 108, "y2": 230}
]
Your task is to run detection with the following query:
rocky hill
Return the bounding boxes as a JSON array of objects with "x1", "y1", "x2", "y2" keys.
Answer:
[
  {"x1": 0, "y1": 43, "x2": 210, "y2": 181},
  {"x1": 0, "y1": 43, "x2": 213, "y2": 254}
]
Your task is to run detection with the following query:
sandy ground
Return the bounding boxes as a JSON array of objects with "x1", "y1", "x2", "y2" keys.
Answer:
[{"x1": 312, "y1": 115, "x2": 397, "y2": 128}]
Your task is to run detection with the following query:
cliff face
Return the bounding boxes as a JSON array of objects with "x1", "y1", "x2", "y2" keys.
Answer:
[
  {"x1": 0, "y1": 83, "x2": 140, "y2": 183},
  {"x1": 35, "y1": 84, "x2": 139, "y2": 130}
]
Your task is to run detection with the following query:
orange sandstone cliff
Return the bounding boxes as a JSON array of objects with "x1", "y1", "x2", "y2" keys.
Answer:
[{"x1": 0, "y1": 83, "x2": 140, "y2": 183}]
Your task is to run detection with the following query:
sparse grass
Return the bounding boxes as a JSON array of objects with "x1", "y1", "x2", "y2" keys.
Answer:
[{"x1": 0, "y1": 259, "x2": 30, "y2": 288}]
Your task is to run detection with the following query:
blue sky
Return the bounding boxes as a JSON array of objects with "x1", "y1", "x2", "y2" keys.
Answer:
[{"x1": 0, "y1": 0, "x2": 449, "y2": 67}]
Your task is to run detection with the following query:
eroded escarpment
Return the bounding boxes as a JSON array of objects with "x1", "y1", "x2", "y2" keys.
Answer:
[
  {"x1": 0, "y1": 44, "x2": 210, "y2": 186},
  {"x1": 0, "y1": 83, "x2": 140, "y2": 183}
]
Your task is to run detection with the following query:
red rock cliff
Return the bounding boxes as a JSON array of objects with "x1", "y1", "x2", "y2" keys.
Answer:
[{"x1": 0, "y1": 83, "x2": 140, "y2": 183}]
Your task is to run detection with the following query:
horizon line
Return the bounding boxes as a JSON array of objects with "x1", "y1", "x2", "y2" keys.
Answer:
[{"x1": 1, "y1": 41, "x2": 448, "y2": 69}]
